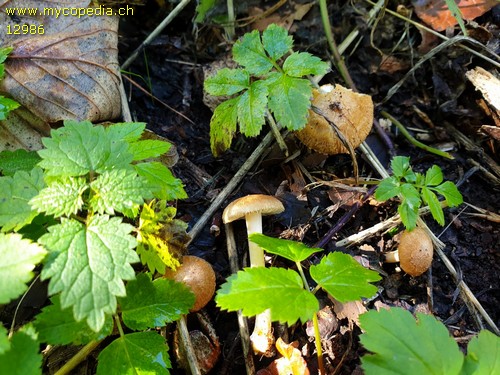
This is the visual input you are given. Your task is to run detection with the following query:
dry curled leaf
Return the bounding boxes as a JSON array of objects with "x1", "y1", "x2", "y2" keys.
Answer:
[
  {"x1": 0, "y1": 0, "x2": 121, "y2": 132},
  {"x1": 260, "y1": 338, "x2": 310, "y2": 375},
  {"x1": 412, "y1": 0, "x2": 498, "y2": 32}
]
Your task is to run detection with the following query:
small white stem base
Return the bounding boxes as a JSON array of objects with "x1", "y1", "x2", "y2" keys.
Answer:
[{"x1": 250, "y1": 309, "x2": 275, "y2": 357}]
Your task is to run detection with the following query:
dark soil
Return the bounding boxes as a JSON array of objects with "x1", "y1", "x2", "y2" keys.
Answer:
[
  {"x1": 114, "y1": 0, "x2": 500, "y2": 373},
  {"x1": 3, "y1": 0, "x2": 497, "y2": 374}
]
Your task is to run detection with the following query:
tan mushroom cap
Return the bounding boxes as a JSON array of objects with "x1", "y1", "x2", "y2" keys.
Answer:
[
  {"x1": 222, "y1": 194, "x2": 284, "y2": 224},
  {"x1": 398, "y1": 227, "x2": 434, "y2": 277},
  {"x1": 295, "y1": 84, "x2": 374, "y2": 155}
]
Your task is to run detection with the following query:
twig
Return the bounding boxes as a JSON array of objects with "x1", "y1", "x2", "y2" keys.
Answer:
[
  {"x1": 225, "y1": 223, "x2": 255, "y2": 375},
  {"x1": 226, "y1": 0, "x2": 235, "y2": 40},
  {"x1": 178, "y1": 315, "x2": 202, "y2": 375},
  {"x1": 363, "y1": 0, "x2": 500, "y2": 69},
  {"x1": 187, "y1": 131, "x2": 275, "y2": 243},
  {"x1": 121, "y1": 0, "x2": 192, "y2": 70}
]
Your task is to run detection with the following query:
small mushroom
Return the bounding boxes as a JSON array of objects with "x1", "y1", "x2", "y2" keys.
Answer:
[
  {"x1": 384, "y1": 227, "x2": 434, "y2": 276},
  {"x1": 222, "y1": 194, "x2": 285, "y2": 357},
  {"x1": 164, "y1": 255, "x2": 216, "y2": 312},
  {"x1": 295, "y1": 84, "x2": 374, "y2": 155}
]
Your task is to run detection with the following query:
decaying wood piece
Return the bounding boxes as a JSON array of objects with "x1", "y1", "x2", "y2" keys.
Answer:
[{"x1": 466, "y1": 66, "x2": 500, "y2": 115}]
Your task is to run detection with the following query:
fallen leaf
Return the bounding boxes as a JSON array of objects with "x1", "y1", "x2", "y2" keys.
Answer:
[
  {"x1": 412, "y1": 0, "x2": 498, "y2": 32},
  {"x1": 262, "y1": 338, "x2": 310, "y2": 375},
  {"x1": 0, "y1": 0, "x2": 121, "y2": 134}
]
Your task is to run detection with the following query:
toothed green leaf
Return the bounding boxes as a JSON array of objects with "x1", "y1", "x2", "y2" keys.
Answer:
[
  {"x1": 283, "y1": 52, "x2": 330, "y2": 77},
  {"x1": 249, "y1": 233, "x2": 322, "y2": 263},
  {"x1": 360, "y1": 308, "x2": 463, "y2": 375},
  {"x1": 40, "y1": 216, "x2": 139, "y2": 332},
  {"x1": 267, "y1": 73, "x2": 312, "y2": 130},
  {"x1": 30, "y1": 177, "x2": 87, "y2": 217},
  {"x1": 233, "y1": 30, "x2": 273, "y2": 76},
  {"x1": 97, "y1": 332, "x2": 171, "y2": 375},
  {"x1": 216, "y1": 267, "x2": 318, "y2": 325},
  {"x1": 120, "y1": 273, "x2": 194, "y2": 330},
  {"x1": 0, "y1": 233, "x2": 46, "y2": 304},
  {"x1": 209, "y1": 97, "x2": 240, "y2": 156},
  {"x1": 310, "y1": 252, "x2": 381, "y2": 303},
  {"x1": 204, "y1": 68, "x2": 250, "y2": 96},
  {"x1": 0, "y1": 168, "x2": 45, "y2": 232},
  {"x1": 237, "y1": 80, "x2": 268, "y2": 137},
  {"x1": 262, "y1": 23, "x2": 293, "y2": 61}
]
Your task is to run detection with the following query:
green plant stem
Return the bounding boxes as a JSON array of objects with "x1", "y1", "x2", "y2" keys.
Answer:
[
  {"x1": 226, "y1": 0, "x2": 235, "y2": 40},
  {"x1": 296, "y1": 262, "x2": 325, "y2": 375},
  {"x1": 318, "y1": 0, "x2": 356, "y2": 89},
  {"x1": 381, "y1": 111, "x2": 454, "y2": 160},
  {"x1": 312, "y1": 312, "x2": 325, "y2": 375},
  {"x1": 54, "y1": 340, "x2": 103, "y2": 375},
  {"x1": 266, "y1": 109, "x2": 289, "y2": 156}
]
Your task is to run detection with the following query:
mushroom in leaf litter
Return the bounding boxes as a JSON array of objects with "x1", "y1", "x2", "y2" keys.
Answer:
[
  {"x1": 295, "y1": 84, "x2": 374, "y2": 155},
  {"x1": 222, "y1": 194, "x2": 285, "y2": 357},
  {"x1": 384, "y1": 227, "x2": 434, "y2": 277}
]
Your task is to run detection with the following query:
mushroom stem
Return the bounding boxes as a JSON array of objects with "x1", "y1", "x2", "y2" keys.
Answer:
[
  {"x1": 384, "y1": 250, "x2": 400, "y2": 263},
  {"x1": 244, "y1": 212, "x2": 275, "y2": 356},
  {"x1": 250, "y1": 309, "x2": 274, "y2": 356},
  {"x1": 245, "y1": 212, "x2": 264, "y2": 267}
]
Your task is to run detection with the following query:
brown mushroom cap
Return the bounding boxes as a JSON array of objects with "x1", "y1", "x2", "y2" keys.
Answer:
[
  {"x1": 164, "y1": 255, "x2": 216, "y2": 312},
  {"x1": 398, "y1": 227, "x2": 434, "y2": 276},
  {"x1": 295, "y1": 84, "x2": 374, "y2": 155},
  {"x1": 222, "y1": 194, "x2": 284, "y2": 224}
]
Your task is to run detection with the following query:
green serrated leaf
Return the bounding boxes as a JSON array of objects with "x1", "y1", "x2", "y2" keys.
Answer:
[
  {"x1": 462, "y1": 330, "x2": 500, "y2": 375},
  {"x1": 0, "y1": 150, "x2": 41, "y2": 176},
  {"x1": 310, "y1": 252, "x2": 380, "y2": 303},
  {"x1": 0, "y1": 325, "x2": 9, "y2": 355},
  {"x1": 237, "y1": 80, "x2": 268, "y2": 137},
  {"x1": 375, "y1": 177, "x2": 401, "y2": 202},
  {"x1": 249, "y1": 233, "x2": 322, "y2": 262},
  {"x1": 283, "y1": 52, "x2": 330, "y2": 77},
  {"x1": 38, "y1": 120, "x2": 133, "y2": 177},
  {"x1": 233, "y1": 30, "x2": 273, "y2": 76},
  {"x1": 422, "y1": 187, "x2": 444, "y2": 226},
  {"x1": 30, "y1": 177, "x2": 87, "y2": 217},
  {"x1": 0, "y1": 327, "x2": 41, "y2": 375},
  {"x1": 216, "y1": 267, "x2": 318, "y2": 324},
  {"x1": 90, "y1": 169, "x2": 153, "y2": 217},
  {"x1": 0, "y1": 168, "x2": 45, "y2": 232},
  {"x1": 391, "y1": 156, "x2": 414, "y2": 181},
  {"x1": 262, "y1": 24, "x2": 293, "y2": 61},
  {"x1": 0, "y1": 96, "x2": 20, "y2": 121},
  {"x1": 106, "y1": 122, "x2": 146, "y2": 143},
  {"x1": 433, "y1": 181, "x2": 463, "y2": 207},
  {"x1": 134, "y1": 162, "x2": 187, "y2": 201},
  {"x1": 398, "y1": 200, "x2": 419, "y2": 230},
  {"x1": 97, "y1": 332, "x2": 171, "y2": 375},
  {"x1": 360, "y1": 308, "x2": 463, "y2": 375},
  {"x1": 268, "y1": 74, "x2": 312, "y2": 130},
  {"x1": 204, "y1": 68, "x2": 250, "y2": 96},
  {"x1": 209, "y1": 96, "x2": 240, "y2": 156},
  {"x1": 128, "y1": 140, "x2": 172, "y2": 161},
  {"x1": 0, "y1": 233, "x2": 46, "y2": 304},
  {"x1": 34, "y1": 296, "x2": 113, "y2": 345},
  {"x1": 40, "y1": 216, "x2": 139, "y2": 332},
  {"x1": 425, "y1": 165, "x2": 444, "y2": 186},
  {"x1": 120, "y1": 273, "x2": 194, "y2": 330}
]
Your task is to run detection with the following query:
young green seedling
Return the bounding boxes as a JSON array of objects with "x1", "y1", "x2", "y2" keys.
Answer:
[
  {"x1": 204, "y1": 23, "x2": 329, "y2": 156},
  {"x1": 375, "y1": 156, "x2": 463, "y2": 230},
  {"x1": 0, "y1": 47, "x2": 20, "y2": 120},
  {"x1": 216, "y1": 233, "x2": 381, "y2": 373}
]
